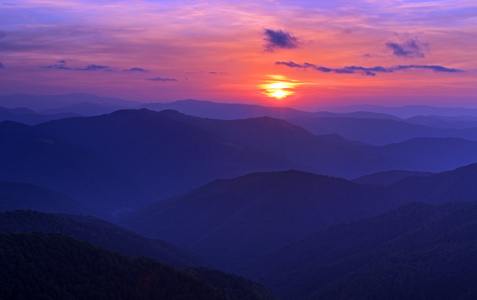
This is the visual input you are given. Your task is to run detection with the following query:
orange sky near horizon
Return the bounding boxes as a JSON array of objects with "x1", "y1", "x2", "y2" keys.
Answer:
[{"x1": 0, "y1": 0, "x2": 475, "y2": 108}]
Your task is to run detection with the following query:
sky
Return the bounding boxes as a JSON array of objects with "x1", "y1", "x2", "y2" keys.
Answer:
[{"x1": 0, "y1": 0, "x2": 476, "y2": 108}]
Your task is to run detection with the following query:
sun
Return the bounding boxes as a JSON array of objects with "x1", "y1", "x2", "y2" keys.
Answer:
[
  {"x1": 271, "y1": 89, "x2": 291, "y2": 99},
  {"x1": 259, "y1": 75, "x2": 300, "y2": 101}
]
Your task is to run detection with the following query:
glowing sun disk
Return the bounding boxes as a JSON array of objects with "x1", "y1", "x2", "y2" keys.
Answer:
[
  {"x1": 260, "y1": 75, "x2": 301, "y2": 100},
  {"x1": 271, "y1": 89, "x2": 291, "y2": 99}
]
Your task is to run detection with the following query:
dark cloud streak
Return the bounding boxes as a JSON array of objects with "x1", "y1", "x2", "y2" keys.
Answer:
[
  {"x1": 276, "y1": 61, "x2": 463, "y2": 76},
  {"x1": 263, "y1": 29, "x2": 299, "y2": 52},
  {"x1": 41, "y1": 60, "x2": 114, "y2": 71},
  {"x1": 127, "y1": 67, "x2": 147, "y2": 72},
  {"x1": 386, "y1": 39, "x2": 427, "y2": 58},
  {"x1": 76, "y1": 64, "x2": 113, "y2": 71},
  {"x1": 147, "y1": 77, "x2": 177, "y2": 82}
]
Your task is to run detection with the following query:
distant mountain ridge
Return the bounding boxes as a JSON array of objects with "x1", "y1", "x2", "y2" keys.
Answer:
[
  {"x1": 353, "y1": 170, "x2": 432, "y2": 185},
  {"x1": 0, "y1": 93, "x2": 139, "y2": 111},
  {"x1": 0, "y1": 107, "x2": 476, "y2": 218},
  {"x1": 0, "y1": 120, "x2": 151, "y2": 215},
  {"x1": 124, "y1": 162, "x2": 477, "y2": 272},
  {"x1": 36, "y1": 109, "x2": 294, "y2": 204},
  {"x1": 3, "y1": 94, "x2": 477, "y2": 144}
]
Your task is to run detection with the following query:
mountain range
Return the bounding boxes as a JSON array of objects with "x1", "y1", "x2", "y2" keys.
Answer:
[
  {"x1": 0, "y1": 232, "x2": 277, "y2": 300},
  {"x1": 0, "y1": 210, "x2": 204, "y2": 267},
  {"x1": 4, "y1": 94, "x2": 477, "y2": 144},
  {"x1": 123, "y1": 162, "x2": 477, "y2": 272},
  {"x1": 0, "y1": 105, "x2": 476, "y2": 217},
  {"x1": 3, "y1": 93, "x2": 477, "y2": 299},
  {"x1": 0, "y1": 120, "x2": 150, "y2": 216},
  {"x1": 236, "y1": 201, "x2": 477, "y2": 299}
]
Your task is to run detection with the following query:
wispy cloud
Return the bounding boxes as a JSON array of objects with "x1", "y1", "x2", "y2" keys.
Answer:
[
  {"x1": 0, "y1": 61, "x2": 4, "y2": 68},
  {"x1": 41, "y1": 60, "x2": 114, "y2": 71},
  {"x1": 75, "y1": 64, "x2": 113, "y2": 71},
  {"x1": 40, "y1": 60, "x2": 73, "y2": 70},
  {"x1": 263, "y1": 29, "x2": 299, "y2": 52},
  {"x1": 276, "y1": 61, "x2": 463, "y2": 76},
  {"x1": 386, "y1": 38, "x2": 428, "y2": 58},
  {"x1": 126, "y1": 67, "x2": 147, "y2": 72},
  {"x1": 147, "y1": 77, "x2": 177, "y2": 82}
]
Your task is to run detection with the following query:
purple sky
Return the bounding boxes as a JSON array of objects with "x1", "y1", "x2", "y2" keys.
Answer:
[{"x1": 0, "y1": 0, "x2": 476, "y2": 108}]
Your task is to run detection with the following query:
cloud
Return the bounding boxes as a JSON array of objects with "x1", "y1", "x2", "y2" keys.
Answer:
[
  {"x1": 386, "y1": 39, "x2": 428, "y2": 58},
  {"x1": 263, "y1": 29, "x2": 299, "y2": 52},
  {"x1": 40, "y1": 60, "x2": 73, "y2": 70},
  {"x1": 394, "y1": 65, "x2": 463, "y2": 73},
  {"x1": 0, "y1": 62, "x2": 4, "y2": 68},
  {"x1": 276, "y1": 61, "x2": 463, "y2": 76},
  {"x1": 126, "y1": 67, "x2": 147, "y2": 72},
  {"x1": 40, "y1": 61, "x2": 114, "y2": 71},
  {"x1": 209, "y1": 71, "x2": 228, "y2": 75},
  {"x1": 147, "y1": 77, "x2": 177, "y2": 82},
  {"x1": 76, "y1": 64, "x2": 113, "y2": 71}
]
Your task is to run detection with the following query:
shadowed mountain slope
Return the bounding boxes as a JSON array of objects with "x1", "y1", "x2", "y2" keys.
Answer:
[
  {"x1": 140, "y1": 109, "x2": 477, "y2": 177},
  {"x1": 34, "y1": 109, "x2": 477, "y2": 185},
  {"x1": 0, "y1": 121, "x2": 149, "y2": 215},
  {"x1": 387, "y1": 162, "x2": 477, "y2": 203},
  {"x1": 0, "y1": 210, "x2": 204, "y2": 267},
  {"x1": 124, "y1": 162, "x2": 477, "y2": 272},
  {"x1": 237, "y1": 201, "x2": 477, "y2": 300},
  {"x1": 35, "y1": 109, "x2": 297, "y2": 199},
  {"x1": 146, "y1": 110, "x2": 421, "y2": 178},
  {"x1": 0, "y1": 182, "x2": 90, "y2": 215},
  {"x1": 123, "y1": 170, "x2": 389, "y2": 270},
  {"x1": 0, "y1": 232, "x2": 277, "y2": 300},
  {"x1": 353, "y1": 170, "x2": 432, "y2": 185}
]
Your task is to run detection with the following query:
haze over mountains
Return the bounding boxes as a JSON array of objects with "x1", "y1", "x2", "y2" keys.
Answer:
[
  {"x1": 4, "y1": 93, "x2": 477, "y2": 144},
  {"x1": 123, "y1": 162, "x2": 477, "y2": 272},
  {"x1": 3, "y1": 93, "x2": 477, "y2": 299}
]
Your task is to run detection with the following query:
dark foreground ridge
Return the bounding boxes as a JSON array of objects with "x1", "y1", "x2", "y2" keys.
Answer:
[{"x1": 0, "y1": 232, "x2": 278, "y2": 300}]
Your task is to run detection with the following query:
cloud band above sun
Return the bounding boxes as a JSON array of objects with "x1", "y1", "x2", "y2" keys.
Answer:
[
  {"x1": 0, "y1": 0, "x2": 475, "y2": 106},
  {"x1": 276, "y1": 61, "x2": 463, "y2": 76}
]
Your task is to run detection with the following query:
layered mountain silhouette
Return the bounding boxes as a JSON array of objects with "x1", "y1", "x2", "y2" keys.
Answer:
[
  {"x1": 353, "y1": 170, "x2": 432, "y2": 185},
  {"x1": 0, "y1": 182, "x2": 90, "y2": 214},
  {"x1": 0, "y1": 121, "x2": 150, "y2": 215},
  {"x1": 0, "y1": 232, "x2": 277, "y2": 300},
  {"x1": 139, "y1": 99, "x2": 477, "y2": 144},
  {"x1": 288, "y1": 116, "x2": 477, "y2": 145},
  {"x1": 2, "y1": 94, "x2": 477, "y2": 299},
  {"x1": 405, "y1": 114, "x2": 477, "y2": 129},
  {"x1": 0, "y1": 107, "x2": 475, "y2": 217},
  {"x1": 237, "y1": 201, "x2": 477, "y2": 299},
  {"x1": 0, "y1": 93, "x2": 138, "y2": 111},
  {"x1": 37, "y1": 109, "x2": 293, "y2": 202},
  {"x1": 124, "y1": 163, "x2": 477, "y2": 271},
  {"x1": 0, "y1": 210, "x2": 204, "y2": 267},
  {"x1": 0, "y1": 105, "x2": 77, "y2": 125},
  {"x1": 123, "y1": 170, "x2": 390, "y2": 269},
  {"x1": 159, "y1": 109, "x2": 477, "y2": 175}
]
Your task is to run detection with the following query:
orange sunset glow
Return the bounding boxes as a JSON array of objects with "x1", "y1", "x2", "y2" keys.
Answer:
[
  {"x1": 260, "y1": 75, "x2": 304, "y2": 100},
  {"x1": 0, "y1": 1, "x2": 475, "y2": 108}
]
